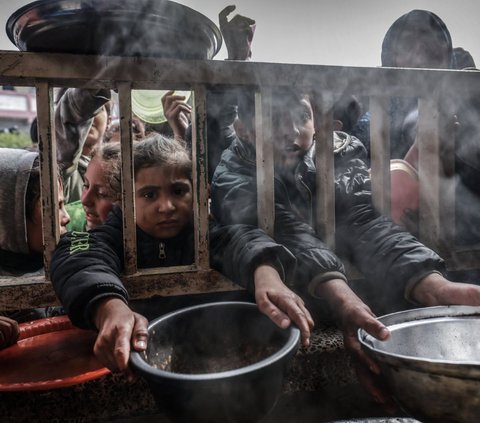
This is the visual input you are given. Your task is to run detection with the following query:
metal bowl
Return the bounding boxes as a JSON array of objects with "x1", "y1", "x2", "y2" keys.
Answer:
[
  {"x1": 358, "y1": 305, "x2": 480, "y2": 423},
  {"x1": 6, "y1": 0, "x2": 222, "y2": 59},
  {"x1": 130, "y1": 301, "x2": 300, "y2": 423}
]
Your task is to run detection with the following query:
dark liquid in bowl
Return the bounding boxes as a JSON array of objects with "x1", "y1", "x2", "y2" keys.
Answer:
[{"x1": 148, "y1": 343, "x2": 278, "y2": 374}]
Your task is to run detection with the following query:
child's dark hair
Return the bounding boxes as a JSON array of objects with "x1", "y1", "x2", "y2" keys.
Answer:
[{"x1": 133, "y1": 133, "x2": 192, "y2": 179}]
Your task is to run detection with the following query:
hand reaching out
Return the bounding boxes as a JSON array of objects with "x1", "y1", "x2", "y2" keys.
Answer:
[
  {"x1": 0, "y1": 316, "x2": 19, "y2": 350},
  {"x1": 411, "y1": 272, "x2": 480, "y2": 307},
  {"x1": 161, "y1": 90, "x2": 192, "y2": 141},
  {"x1": 219, "y1": 5, "x2": 256, "y2": 60},
  {"x1": 314, "y1": 278, "x2": 397, "y2": 413},
  {"x1": 254, "y1": 264, "x2": 314, "y2": 347},
  {"x1": 93, "y1": 297, "x2": 149, "y2": 381}
]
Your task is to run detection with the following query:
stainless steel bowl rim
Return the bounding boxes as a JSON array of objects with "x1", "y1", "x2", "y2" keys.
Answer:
[
  {"x1": 130, "y1": 301, "x2": 301, "y2": 381},
  {"x1": 358, "y1": 305, "x2": 480, "y2": 370}
]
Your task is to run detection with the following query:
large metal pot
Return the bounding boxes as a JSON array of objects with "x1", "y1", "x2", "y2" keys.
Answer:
[
  {"x1": 130, "y1": 301, "x2": 300, "y2": 423},
  {"x1": 6, "y1": 0, "x2": 222, "y2": 59},
  {"x1": 358, "y1": 305, "x2": 480, "y2": 423}
]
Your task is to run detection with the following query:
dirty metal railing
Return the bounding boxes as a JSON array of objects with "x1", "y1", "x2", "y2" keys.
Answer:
[{"x1": 0, "y1": 50, "x2": 479, "y2": 311}]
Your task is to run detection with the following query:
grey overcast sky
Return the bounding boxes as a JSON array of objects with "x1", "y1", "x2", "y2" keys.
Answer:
[{"x1": 1, "y1": 0, "x2": 480, "y2": 67}]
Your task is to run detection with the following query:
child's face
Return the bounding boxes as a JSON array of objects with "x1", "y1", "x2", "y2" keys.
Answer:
[
  {"x1": 135, "y1": 165, "x2": 193, "y2": 239},
  {"x1": 82, "y1": 157, "x2": 115, "y2": 231},
  {"x1": 273, "y1": 96, "x2": 315, "y2": 173}
]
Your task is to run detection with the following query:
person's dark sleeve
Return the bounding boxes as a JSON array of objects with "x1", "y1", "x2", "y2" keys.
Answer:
[
  {"x1": 334, "y1": 158, "x2": 446, "y2": 308},
  {"x1": 273, "y1": 203, "x2": 347, "y2": 297},
  {"x1": 50, "y1": 223, "x2": 128, "y2": 330},
  {"x1": 210, "y1": 145, "x2": 259, "y2": 227},
  {"x1": 209, "y1": 220, "x2": 297, "y2": 292},
  {"x1": 56, "y1": 88, "x2": 111, "y2": 171},
  {"x1": 206, "y1": 87, "x2": 239, "y2": 181},
  {"x1": 211, "y1": 147, "x2": 347, "y2": 296}
]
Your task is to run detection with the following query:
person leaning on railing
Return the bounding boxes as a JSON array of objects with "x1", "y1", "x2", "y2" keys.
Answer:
[
  {"x1": 160, "y1": 6, "x2": 315, "y2": 349},
  {"x1": 49, "y1": 133, "x2": 313, "y2": 380},
  {"x1": 209, "y1": 87, "x2": 480, "y2": 413},
  {"x1": 0, "y1": 148, "x2": 70, "y2": 322},
  {"x1": 351, "y1": 9, "x2": 455, "y2": 163}
]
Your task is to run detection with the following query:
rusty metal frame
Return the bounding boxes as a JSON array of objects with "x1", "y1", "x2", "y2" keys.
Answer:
[{"x1": 1, "y1": 51, "x2": 480, "y2": 310}]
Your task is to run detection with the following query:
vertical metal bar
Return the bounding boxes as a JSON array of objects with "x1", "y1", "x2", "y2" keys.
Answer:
[
  {"x1": 255, "y1": 88, "x2": 275, "y2": 237},
  {"x1": 437, "y1": 97, "x2": 456, "y2": 253},
  {"x1": 117, "y1": 82, "x2": 137, "y2": 275},
  {"x1": 417, "y1": 97, "x2": 441, "y2": 249},
  {"x1": 370, "y1": 96, "x2": 391, "y2": 215},
  {"x1": 191, "y1": 85, "x2": 210, "y2": 269},
  {"x1": 312, "y1": 92, "x2": 335, "y2": 249},
  {"x1": 35, "y1": 81, "x2": 58, "y2": 279}
]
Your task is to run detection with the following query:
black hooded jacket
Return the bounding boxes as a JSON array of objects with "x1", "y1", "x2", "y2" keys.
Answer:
[
  {"x1": 51, "y1": 205, "x2": 296, "y2": 329},
  {"x1": 51, "y1": 205, "x2": 192, "y2": 329},
  {"x1": 210, "y1": 133, "x2": 445, "y2": 310}
]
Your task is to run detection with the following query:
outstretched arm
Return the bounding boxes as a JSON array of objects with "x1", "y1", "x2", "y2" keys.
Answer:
[
  {"x1": 219, "y1": 5, "x2": 256, "y2": 61},
  {"x1": 161, "y1": 90, "x2": 192, "y2": 141},
  {"x1": 210, "y1": 221, "x2": 313, "y2": 346},
  {"x1": 410, "y1": 272, "x2": 480, "y2": 306},
  {"x1": 56, "y1": 88, "x2": 111, "y2": 169},
  {"x1": 313, "y1": 278, "x2": 396, "y2": 412},
  {"x1": 254, "y1": 264, "x2": 314, "y2": 347}
]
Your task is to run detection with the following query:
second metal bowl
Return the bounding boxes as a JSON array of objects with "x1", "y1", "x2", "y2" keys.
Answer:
[{"x1": 359, "y1": 305, "x2": 480, "y2": 423}]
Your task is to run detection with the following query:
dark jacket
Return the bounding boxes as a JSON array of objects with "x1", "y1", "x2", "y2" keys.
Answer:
[
  {"x1": 51, "y1": 205, "x2": 190, "y2": 329},
  {"x1": 51, "y1": 205, "x2": 296, "y2": 329},
  {"x1": 210, "y1": 133, "x2": 446, "y2": 310}
]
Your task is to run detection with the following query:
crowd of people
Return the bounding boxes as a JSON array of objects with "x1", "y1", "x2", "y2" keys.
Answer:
[{"x1": 1, "y1": 5, "x2": 480, "y2": 414}]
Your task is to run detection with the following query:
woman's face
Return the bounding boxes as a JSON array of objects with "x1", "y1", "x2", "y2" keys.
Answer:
[
  {"x1": 81, "y1": 157, "x2": 116, "y2": 230},
  {"x1": 27, "y1": 180, "x2": 70, "y2": 254},
  {"x1": 135, "y1": 165, "x2": 193, "y2": 239}
]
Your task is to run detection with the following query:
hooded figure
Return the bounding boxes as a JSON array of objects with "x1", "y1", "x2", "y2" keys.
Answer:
[
  {"x1": 0, "y1": 148, "x2": 43, "y2": 276},
  {"x1": 0, "y1": 148, "x2": 70, "y2": 322},
  {"x1": 381, "y1": 9, "x2": 453, "y2": 69},
  {"x1": 383, "y1": 10, "x2": 453, "y2": 159},
  {"x1": 352, "y1": 10, "x2": 454, "y2": 160}
]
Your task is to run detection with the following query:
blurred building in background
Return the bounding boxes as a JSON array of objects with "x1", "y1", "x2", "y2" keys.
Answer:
[{"x1": 0, "y1": 86, "x2": 36, "y2": 134}]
